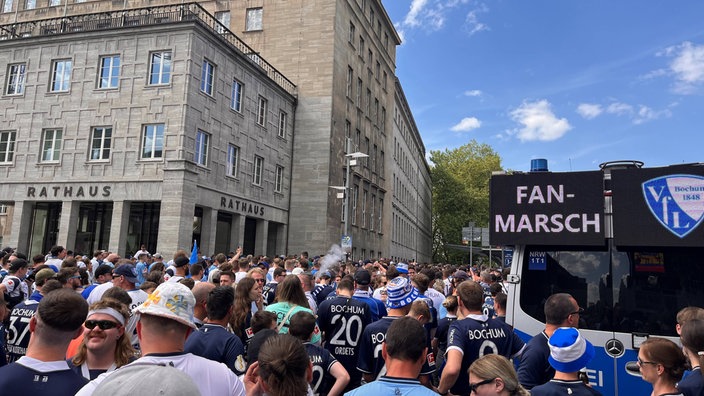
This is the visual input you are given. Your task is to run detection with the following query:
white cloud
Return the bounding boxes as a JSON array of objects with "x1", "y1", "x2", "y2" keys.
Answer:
[
  {"x1": 668, "y1": 41, "x2": 704, "y2": 93},
  {"x1": 450, "y1": 117, "x2": 481, "y2": 132},
  {"x1": 397, "y1": 0, "x2": 481, "y2": 36},
  {"x1": 510, "y1": 100, "x2": 572, "y2": 142},
  {"x1": 606, "y1": 102, "x2": 634, "y2": 116},
  {"x1": 633, "y1": 105, "x2": 672, "y2": 125},
  {"x1": 463, "y1": 89, "x2": 482, "y2": 97},
  {"x1": 464, "y1": 4, "x2": 489, "y2": 36},
  {"x1": 576, "y1": 103, "x2": 603, "y2": 120}
]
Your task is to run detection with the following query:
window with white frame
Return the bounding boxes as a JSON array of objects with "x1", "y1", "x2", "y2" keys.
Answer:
[
  {"x1": 194, "y1": 130, "x2": 209, "y2": 166},
  {"x1": 215, "y1": 11, "x2": 230, "y2": 34},
  {"x1": 246, "y1": 8, "x2": 263, "y2": 31},
  {"x1": 2, "y1": 0, "x2": 13, "y2": 13},
  {"x1": 6, "y1": 63, "x2": 25, "y2": 95},
  {"x1": 25, "y1": 0, "x2": 34, "y2": 9},
  {"x1": 275, "y1": 165, "x2": 284, "y2": 193},
  {"x1": 227, "y1": 144, "x2": 239, "y2": 177},
  {"x1": 49, "y1": 0, "x2": 59, "y2": 6},
  {"x1": 50, "y1": 59, "x2": 72, "y2": 92},
  {"x1": 40, "y1": 129, "x2": 62, "y2": 163},
  {"x1": 89, "y1": 126, "x2": 112, "y2": 161},
  {"x1": 231, "y1": 79, "x2": 243, "y2": 112},
  {"x1": 278, "y1": 110, "x2": 287, "y2": 138},
  {"x1": 98, "y1": 55, "x2": 120, "y2": 89},
  {"x1": 148, "y1": 51, "x2": 172, "y2": 85},
  {"x1": 200, "y1": 59, "x2": 215, "y2": 96},
  {"x1": 253, "y1": 155, "x2": 263, "y2": 186},
  {"x1": 141, "y1": 124, "x2": 164, "y2": 159},
  {"x1": 0, "y1": 131, "x2": 16, "y2": 164},
  {"x1": 257, "y1": 96, "x2": 267, "y2": 126}
]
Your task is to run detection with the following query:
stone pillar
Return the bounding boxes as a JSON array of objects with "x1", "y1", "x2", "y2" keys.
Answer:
[
  {"x1": 8, "y1": 201, "x2": 33, "y2": 254},
  {"x1": 277, "y1": 224, "x2": 287, "y2": 256},
  {"x1": 58, "y1": 200, "x2": 80, "y2": 251},
  {"x1": 109, "y1": 201, "x2": 130, "y2": 255},
  {"x1": 232, "y1": 214, "x2": 245, "y2": 250},
  {"x1": 200, "y1": 206, "x2": 217, "y2": 257},
  {"x1": 255, "y1": 219, "x2": 268, "y2": 256}
]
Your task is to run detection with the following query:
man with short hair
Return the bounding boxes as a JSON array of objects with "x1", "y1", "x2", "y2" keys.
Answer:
[
  {"x1": 437, "y1": 281, "x2": 525, "y2": 396},
  {"x1": 348, "y1": 316, "x2": 438, "y2": 396},
  {"x1": 29, "y1": 268, "x2": 56, "y2": 302},
  {"x1": 0, "y1": 258, "x2": 29, "y2": 308},
  {"x1": 352, "y1": 269, "x2": 386, "y2": 322},
  {"x1": 135, "y1": 252, "x2": 150, "y2": 287},
  {"x1": 234, "y1": 258, "x2": 250, "y2": 284},
  {"x1": 318, "y1": 276, "x2": 372, "y2": 391},
  {"x1": 167, "y1": 256, "x2": 190, "y2": 283},
  {"x1": 517, "y1": 292, "x2": 582, "y2": 389},
  {"x1": 219, "y1": 270, "x2": 236, "y2": 287},
  {"x1": 185, "y1": 286, "x2": 247, "y2": 375},
  {"x1": 191, "y1": 281, "x2": 216, "y2": 328},
  {"x1": 76, "y1": 282, "x2": 246, "y2": 396},
  {"x1": 44, "y1": 246, "x2": 66, "y2": 272},
  {"x1": 0, "y1": 289, "x2": 89, "y2": 395},
  {"x1": 57, "y1": 267, "x2": 81, "y2": 291},
  {"x1": 262, "y1": 267, "x2": 286, "y2": 307},
  {"x1": 81, "y1": 264, "x2": 113, "y2": 299}
]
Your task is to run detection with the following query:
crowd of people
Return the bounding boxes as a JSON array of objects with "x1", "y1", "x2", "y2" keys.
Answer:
[{"x1": 0, "y1": 245, "x2": 702, "y2": 395}]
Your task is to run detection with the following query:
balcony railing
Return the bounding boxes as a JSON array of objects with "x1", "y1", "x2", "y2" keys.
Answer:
[{"x1": 0, "y1": 3, "x2": 296, "y2": 96}]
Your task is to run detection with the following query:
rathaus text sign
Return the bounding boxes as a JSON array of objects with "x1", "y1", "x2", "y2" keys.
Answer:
[
  {"x1": 27, "y1": 185, "x2": 111, "y2": 198},
  {"x1": 489, "y1": 171, "x2": 605, "y2": 246}
]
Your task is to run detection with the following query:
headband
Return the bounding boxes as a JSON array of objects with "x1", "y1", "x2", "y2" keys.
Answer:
[{"x1": 88, "y1": 308, "x2": 126, "y2": 326}]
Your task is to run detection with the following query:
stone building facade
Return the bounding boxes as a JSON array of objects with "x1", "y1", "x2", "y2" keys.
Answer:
[
  {"x1": 0, "y1": 0, "x2": 433, "y2": 262},
  {"x1": 0, "y1": 6, "x2": 296, "y2": 258}
]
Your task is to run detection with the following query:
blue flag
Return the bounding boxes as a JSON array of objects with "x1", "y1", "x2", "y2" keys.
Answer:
[{"x1": 189, "y1": 240, "x2": 198, "y2": 264}]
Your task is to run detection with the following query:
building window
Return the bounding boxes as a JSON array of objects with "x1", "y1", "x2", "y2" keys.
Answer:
[
  {"x1": 194, "y1": 130, "x2": 209, "y2": 166},
  {"x1": 2, "y1": 0, "x2": 13, "y2": 13},
  {"x1": 352, "y1": 185, "x2": 359, "y2": 225},
  {"x1": 141, "y1": 124, "x2": 164, "y2": 159},
  {"x1": 381, "y1": 107, "x2": 386, "y2": 132},
  {"x1": 257, "y1": 96, "x2": 267, "y2": 126},
  {"x1": 370, "y1": 195, "x2": 375, "y2": 231},
  {"x1": 364, "y1": 137, "x2": 370, "y2": 168},
  {"x1": 356, "y1": 78, "x2": 362, "y2": 107},
  {"x1": 367, "y1": 49, "x2": 373, "y2": 65},
  {"x1": 0, "y1": 131, "x2": 16, "y2": 164},
  {"x1": 275, "y1": 165, "x2": 284, "y2": 193},
  {"x1": 231, "y1": 79, "x2": 243, "y2": 112},
  {"x1": 383, "y1": 71, "x2": 387, "y2": 90},
  {"x1": 278, "y1": 111, "x2": 287, "y2": 138},
  {"x1": 359, "y1": 37, "x2": 365, "y2": 58},
  {"x1": 253, "y1": 155, "x2": 263, "y2": 186},
  {"x1": 345, "y1": 120, "x2": 351, "y2": 139},
  {"x1": 5, "y1": 63, "x2": 25, "y2": 95},
  {"x1": 40, "y1": 129, "x2": 62, "y2": 163},
  {"x1": 349, "y1": 22, "x2": 355, "y2": 43},
  {"x1": 215, "y1": 11, "x2": 230, "y2": 34},
  {"x1": 346, "y1": 66, "x2": 353, "y2": 98},
  {"x1": 362, "y1": 190, "x2": 367, "y2": 228},
  {"x1": 98, "y1": 55, "x2": 120, "y2": 89},
  {"x1": 148, "y1": 51, "x2": 172, "y2": 85},
  {"x1": 375, "y1": 61, "x2": 380, "y2": 80},
  {"x1": 25, "y1": 0, "x2": 34, "y2": 9},
  {"x1": 200, "y1": 59, "x2": 215, "y2": 96},
  {"x1": 365, "y1": 89, "x2": 371, "y2": 113},
  {"x1": 49, "y1": 0, "x2": 59, "y2": 6},
  {"x1": 246, "y1": 8, "x2": 263, "y2": 31},
  {"x1": 0, "y1": 204, "x2": 6, "y2": 215},
  {"x1": 378, "y1": 197, "x2": 383, "y2": 232},
  {"x1": 89, "y1": 126, "x2": 112, "y2": 161},
  {"x1": 50, "y1": 59, "x2": 72, "y2": 92},
  {"x1": 227, "y1": 144, "x2": 239, "y2": 177}
]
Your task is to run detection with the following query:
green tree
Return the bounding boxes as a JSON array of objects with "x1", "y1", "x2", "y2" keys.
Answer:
[{"x1": 430, "y1": 140, "x2": 503, "y2": 264}]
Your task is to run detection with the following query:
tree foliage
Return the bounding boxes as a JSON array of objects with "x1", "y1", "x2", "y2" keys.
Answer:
[{"x1": 430, "y1": 140, "x2": 503, "y2": 264}]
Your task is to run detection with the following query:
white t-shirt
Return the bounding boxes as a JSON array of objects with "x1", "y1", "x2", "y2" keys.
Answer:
[
  {"x1": 76, "y1": 353, "x2": 246, "y2": 396},
  {"x1": 86, "y1": 281, "x2": 113, "y2": 305},
  {"x1": 234, "y1": 271, "x2": 248, "y2": 285}
]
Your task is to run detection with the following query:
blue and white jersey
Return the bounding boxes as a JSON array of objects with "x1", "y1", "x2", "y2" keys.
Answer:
[
  {"x1": 184, "y1": 324, "x2": 247, "y2": 375},
  {"x1": 446, "y1": 314, "x2": 525, "y2": 396},
  {"x1": 357, "y1": 316, "x2": 435, "y2": 380},
  {"x1": 352, "y1": 290, "x2": 387, "y2": 322},
  {"x1": 344, "y1": 376, "x2": 438, "y2": 396},
  {"x1": 6, "y1": 299, "x2": 39, "y2": 363},
  {"x1": 0, "y1": 357, "x2": 88, "y2": 395},
  {"x1": 304, "y1": 342, "x2": 338, "y2": 396},
  {"x1": 317, "y1": 296, "x2": 372, "y2": 388}
]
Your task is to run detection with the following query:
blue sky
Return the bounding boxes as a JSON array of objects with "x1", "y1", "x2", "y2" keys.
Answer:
[{"x1": 381, "y1": 0, "x2": 704, "y2": 172}]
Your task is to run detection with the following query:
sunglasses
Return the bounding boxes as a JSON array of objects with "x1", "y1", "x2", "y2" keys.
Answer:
[
  {"x1": 469, "y1": 378, "x2": 495, "y2": 393},
  {"x1": 112, "y1": 274, "x2": 123, "y2": 279},
  {"x1": 255, "y1": 279, "x2": 265, "y2": 283},
  {"x1": 570, "y1": 307, "x2": 585, "y2": 316},
  {"x1": 637, "y1": 357, "x2": 658, "y2": 366},
  {"x1": 85, "y1": 319, "x2": 120, "y2": 330}
]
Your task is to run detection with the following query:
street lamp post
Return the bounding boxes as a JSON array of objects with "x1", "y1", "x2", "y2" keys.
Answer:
[{"x1": 331, "y1": 138, "x2": 368, "y2": 260}]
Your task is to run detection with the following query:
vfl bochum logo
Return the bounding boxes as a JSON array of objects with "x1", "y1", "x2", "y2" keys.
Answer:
[{"x1": 642, "y1": 174, "x2": 704, "y2": 238}]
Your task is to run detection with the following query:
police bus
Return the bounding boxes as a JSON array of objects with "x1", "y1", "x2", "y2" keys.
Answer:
[{"x1": 490, "y1": 160, "x2": 704, "y2": 395}]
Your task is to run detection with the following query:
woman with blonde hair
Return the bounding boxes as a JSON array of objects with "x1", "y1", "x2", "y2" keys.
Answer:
[
  {"x1": 68, "y1": 298, "x2": 135, "y2": 380},
  {"x1": 468, "y1": 354, "x2": 530, "y2": 396},
  {"x1": 638, "y1": 337, "x2": 686, "y2": 396}
]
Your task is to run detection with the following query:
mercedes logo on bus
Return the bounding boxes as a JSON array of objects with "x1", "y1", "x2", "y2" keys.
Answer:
[{"x1": 605, "y1": 339, "x2": 625, "y2": 358}]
